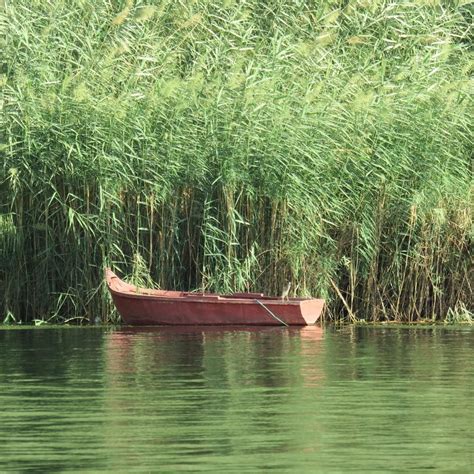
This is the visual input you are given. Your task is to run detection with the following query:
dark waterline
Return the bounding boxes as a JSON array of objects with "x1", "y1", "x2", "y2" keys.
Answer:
[{"x1": 0, "y1": 325, "x2": 472, "y2": 472}]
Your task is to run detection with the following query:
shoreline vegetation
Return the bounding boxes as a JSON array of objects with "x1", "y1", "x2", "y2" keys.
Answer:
[
  {"x1": 1, "y1": 1, "x2": 472, "y2": 324},
  {"x1": 0, "y1": 319, "x2": 473, "y2": 329}
]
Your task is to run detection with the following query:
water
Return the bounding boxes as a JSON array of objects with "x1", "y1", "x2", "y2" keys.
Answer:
[{"x1": 0, "y1": 325, "x2": 472, "y2": 472}]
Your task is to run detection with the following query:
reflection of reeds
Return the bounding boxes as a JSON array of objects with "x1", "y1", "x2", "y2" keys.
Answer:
[{"x1": 1, "y1": 2, "x2": 472, "y2": 323}]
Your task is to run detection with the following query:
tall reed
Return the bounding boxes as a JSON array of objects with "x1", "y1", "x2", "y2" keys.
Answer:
[{"x1": 1, "y1": 1, "x2": 472, "y2": 323}]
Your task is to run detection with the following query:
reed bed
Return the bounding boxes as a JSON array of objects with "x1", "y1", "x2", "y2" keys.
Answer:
[{"x1": 1, "y1": 1, "x2": 472, "y2": 323}]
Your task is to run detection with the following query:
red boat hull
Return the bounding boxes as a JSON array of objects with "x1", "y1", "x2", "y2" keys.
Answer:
[{"x1": 105, "y1": 269, "x2": 324, "y2": 326}]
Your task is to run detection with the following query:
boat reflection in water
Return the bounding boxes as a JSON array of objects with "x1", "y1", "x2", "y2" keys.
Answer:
[
  {"x1": 105, "y1": 325, "x2": 323, "y2": 379},
  {"x1": 105, "y1": 325, "x2": 324, "y2": 383},
  {"x1": 102, "y1": 325, "x2": 325, "y2": 468}
]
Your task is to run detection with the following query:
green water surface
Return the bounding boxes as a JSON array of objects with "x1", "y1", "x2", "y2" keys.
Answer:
[{"x1": 0, "y1": 325, "x2": 472, "y2": 472}]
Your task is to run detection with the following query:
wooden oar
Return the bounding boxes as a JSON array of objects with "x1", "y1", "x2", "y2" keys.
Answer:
[{"x1": 255, "y1": 299, "x2": 289, "y2": 327}]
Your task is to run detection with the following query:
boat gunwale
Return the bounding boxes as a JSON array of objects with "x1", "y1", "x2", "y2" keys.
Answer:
[
  {"x1": 105, "y1": 269, "x2": 322, "y2": 306},
  {"x1": 107, "y1": 287, "x2": 318, "y2": 306}
]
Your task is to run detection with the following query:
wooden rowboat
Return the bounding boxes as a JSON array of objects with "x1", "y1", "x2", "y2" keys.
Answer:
[{"x1": 106, "y1": 269, "x2": 324, "y2": 326}]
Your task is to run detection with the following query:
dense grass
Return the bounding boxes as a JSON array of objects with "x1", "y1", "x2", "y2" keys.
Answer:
[{"x1": 1, "y1": 0, "x2": 472, "y2": 323}]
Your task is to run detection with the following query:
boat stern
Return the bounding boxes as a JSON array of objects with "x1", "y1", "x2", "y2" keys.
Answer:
[{"x1": 299, "y1": 298, "x2": 325, "y2": 325}]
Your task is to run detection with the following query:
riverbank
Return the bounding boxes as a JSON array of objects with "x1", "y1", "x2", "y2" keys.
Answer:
[{"x1": 1, "y1": 318, "x2": 473, "y2": 330}]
